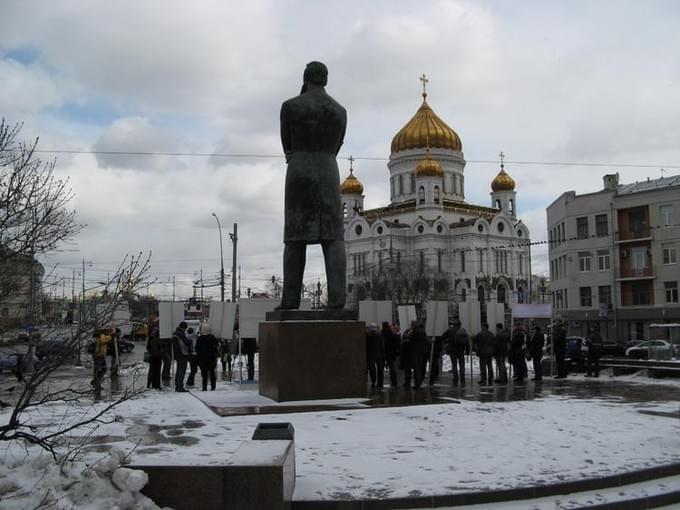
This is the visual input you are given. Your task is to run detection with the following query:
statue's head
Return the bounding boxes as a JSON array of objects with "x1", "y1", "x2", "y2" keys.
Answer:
[{"x1": 303, "y1": 61, "x2": 328, "y2": 87}]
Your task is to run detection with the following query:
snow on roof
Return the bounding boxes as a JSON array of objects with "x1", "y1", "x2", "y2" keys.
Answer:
[{"x1": 617, "y1": 174, "x2": 680, "y2": 195}]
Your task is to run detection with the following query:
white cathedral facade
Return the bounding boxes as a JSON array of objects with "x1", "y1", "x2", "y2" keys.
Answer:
[{"x1": 341, "y1": 83, "x2": 531, "y2": 326}]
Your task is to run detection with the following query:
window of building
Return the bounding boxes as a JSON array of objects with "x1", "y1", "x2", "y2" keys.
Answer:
[
  {"x1": 418, "y1": 186, "x2": 425, "y2": 204},
  {"x1": 579, "y1": 252, "x2": 591, "y2": 272},
  {"x1": 577, "y1": 217, "x2": 589, "y2": 239},
  {"x1": 518, "y1": 253, "x2": 523, "y2": 275},
  {"x1": 460, "y1": 250, "x2": 466, "y2": 272},
  {"x1": 660, "y1": 204, "x2": 673, "y2": 227},
  {"x1": 376, "y1": 226, "x2": 383, "y2": 234},
  {"x1": 497, "y1": 285, "x2": 506, "y2": 303},
  {"x1": 597, "y1": 250, "x2": 610, "y2": 271},
  {"x1": 579, "y1": 287, "x2": 592, "y2": 307},
  {"x1": 631, "y1": 281, "x2": 651, "y2": 305},
  {"x1": 663, "y1": 242, "x2": 677, "y2": 264},
  {"x1": 665, "y1": 281, "x2": 679, "y2": 304},
  {"x1": 437, "y1": 224, "x2": 443, "y2": 233},
  {"x1": 498, "y1": 222, "x2": 505, "y2": 233},
  {"x1": 629, "y1": 208, "x2": 646, "y2": 235},
  {"x1": 354, "y1": 225, "x2": 362, "y2": 236},
  {"x1": 396, "y1": 251, "x2": 401, "y2": 272},
  {"x1": 595, "y1": 214, "x2": 608, "y2": 236},
  {"x1": 390, "y1": 178, "x2": 394, "y2": 199},
  {"x1": 564, "y1": 288, "x2": 568, "y2": 308},
  {"x1": 460, "y1": 287, "x2": 466, "y2": 302},
  {"x1": 417, "y1": 224, "x2": 424, "y2": 234},
  {"x1": 509, "y1": 199, "x2": 515, "y2": 216},
  {"x1": 419, "y1": 251, "x2": 425, "y2": 273},
  {"x1": 410, "y1": 174, "x2": 416, "y2": 193},
  {"x1": 631, "y1": 246, "x2": 648, "y2": 270},
  {"x1": 343, "y1": 203, "x2": 347, "y2": 218},
  {"x1": 598, "y1": 285, "x2": 611, "y2": 305},
  {"x1": 479, "y1": 249, "x2": 484, "y2": 272},
  {"x1": 398, "y1": 174, "x2": 403, "y2": 195},
  {"x1": 452, "y1": 174, "x2": 457, "y2": 194},
  {"x1": 437, "y1": 250, "x2": 442, "y2": 272},
  {"x1": 434, "y1": 186, "x2": 440, "y2": 204}
]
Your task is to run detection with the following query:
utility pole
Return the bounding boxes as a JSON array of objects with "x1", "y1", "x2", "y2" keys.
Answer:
[
  {"x1": 229, "y1": 223, "x2": 238, "y2": 302},
  {"x1": 212, "y1": 213, "x2": 225, "y2": 302},
  {"x1": 81, "y1": 259, "x2": 86, "y2": 325}
]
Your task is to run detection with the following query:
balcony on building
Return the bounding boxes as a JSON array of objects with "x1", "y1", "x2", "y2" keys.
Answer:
[{"x1": 616, "y1": 205, "x2": 651, "y2": 243}]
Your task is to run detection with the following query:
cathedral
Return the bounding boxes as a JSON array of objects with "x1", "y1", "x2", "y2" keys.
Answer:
[{"x1": 341, "y1": 77, "x2": 531, "y2": 327}]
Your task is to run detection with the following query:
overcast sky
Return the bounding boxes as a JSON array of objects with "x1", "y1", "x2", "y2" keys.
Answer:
[{"x1": 2, "y1": 0, "x2": 679, "y2": 301}]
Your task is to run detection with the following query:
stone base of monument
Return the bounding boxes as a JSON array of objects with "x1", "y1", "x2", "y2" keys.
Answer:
[{"x1": 259, "y1": 319, "x2": 366, "y2": 402}]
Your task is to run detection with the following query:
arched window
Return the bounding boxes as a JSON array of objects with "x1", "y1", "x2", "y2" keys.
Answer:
[
  {"x1": 509, "y1": 199, "x2": 515, "y2": 216},
  {"x1": 497, "y1": 285, "x2": 506, "y2": 303},
  {"x1": 452, "y1": 174, "x2": 457, "y2": 194},
  {"x1": 418, "y1": 186, "x2": 425, "y2": 204},
  {"x1": 495, "y1": 199, "x2": 501, "y2": 209},
  {"x1": 434, "y1": 186, "x2": 440, "y2": 204},
  {"x1": 461, "y1": 287, "x2": 467, "y2": 302},
  {"x1": 518, "y1": 286, "x2": 525, "y2": 304},
  {"x1": 410, "y1": 174, "x2": 416, "y2": 193},
  {"x1": 390, "y1": 178, "x2": 395, "y2": 200},
  {"x1": 398, "y1": 174, "x2": 403, "y2": 195},
  {"x1": 478, "y1": 286, "x2": 485, "y2": 304}
]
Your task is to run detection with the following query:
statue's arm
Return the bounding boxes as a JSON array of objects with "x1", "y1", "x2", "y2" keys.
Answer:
[
  {"x1": 335, "y1": 109, "x2": 347, "y2": 155},
  {"x1": 280, "y1": 103, "x2": 292, "y2": 163}
]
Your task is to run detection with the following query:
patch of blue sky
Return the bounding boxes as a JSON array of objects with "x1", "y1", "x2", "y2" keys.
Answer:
[
  {"x1": 47, "y1": 98, "x2": 122, "y2": 126},
  {"x1": 4, "y1": 45, "x2": 40, "y2": 65}
]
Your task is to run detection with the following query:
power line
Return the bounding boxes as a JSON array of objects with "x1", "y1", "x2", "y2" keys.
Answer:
[{"x1": 28, "y1": 148, "x2": 680, "y2": 170}]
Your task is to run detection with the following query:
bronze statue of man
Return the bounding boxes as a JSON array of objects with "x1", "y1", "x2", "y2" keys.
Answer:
[{"x1": 279, "y1": 61, "x2": 347, "y2": 310}]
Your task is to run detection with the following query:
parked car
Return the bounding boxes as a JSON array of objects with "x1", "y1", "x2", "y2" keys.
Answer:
[
  {"x1": 36, "y1": 339, "x2": 78, "y2": 360},
  {"x1": 625, "y1": 340, "x2": 673, "y2": 360},
  {"x1": 600, "y1": 342, "x2": 626, "y2": 357}
]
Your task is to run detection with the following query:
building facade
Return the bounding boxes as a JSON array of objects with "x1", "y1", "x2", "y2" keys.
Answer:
[
  {"x1": 341, "y1": 84, "x2": 531, "y2": 329},
  {"x1": 547, "y1": 173, "x2": 680, "y2": 342},
  {"x1": 0, "y1": 252, "x2": 45, "y2": 328}
]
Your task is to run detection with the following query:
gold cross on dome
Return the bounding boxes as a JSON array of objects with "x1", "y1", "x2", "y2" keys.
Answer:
[
  {"x1": 499, "y1": 151, "x2": 505, "y2": 169},
  {"x1": 348, "y1": 155, "x2": 355, "y2": 172},
  {"x1": 420, "y1": 73, "x2": 429, "y2": 97}
]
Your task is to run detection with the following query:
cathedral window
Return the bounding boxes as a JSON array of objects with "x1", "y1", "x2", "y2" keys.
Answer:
[
  {"x1": 460, "y1": 250, "x2": 466, "y2": 272},
  {"x1": 398, "y1": 174, "x2": 403, "y2": 195},
  {"x1": 495, "y1": 199, "x2": 501, "y2": 209},
  {"x1": 355, "y1": 225, "x2": 362, "y2": 236},
  {"x1": 343, "y1": 203, "x2": 347, "y2": 218},
  {"x1": 437, "y1": 224, "x2": 443, "y2": 233},
  {"x1": 417, "y1": 225, "x2": 424, "y2": 234},
  {"x1": 419, "y1": 251, "x2": 425, "y2": 273},
  {"x1": 434, "y1": 186, "x2": 440, "y2": 204},
  {"x1": 497, "y1": 285, "x2": 506, "y2": 303},
  {"x1": 452, "y1": 174, "x2": 457, "y2": 194},
  {"x1": 410, "y1": 174, "x2": 416, "y2": 193},
  {"x1": 377, "y1": 226, "x2": 383, "y2": 234},
  {"x1": 498, "y1": 222, "x2": 505, "y2": 233},
  {"x1": 478, "y1": 224, "x2": 484, "y2": 232},
  {"x1": 418, "y1": 186, "x2": 425, "y2": 204},
  {"x1": 509, "y1": 199, "x2": 515, "y2": 216},
  {"x1": 460, "y1": 287, "x2": 466, "y2": 302},
  {"x1": 390, "y1": 178, "x2": 395, "y2": 200},
  {"x1": 437, "y1": 249, "x2": 442, "y2": 272}
]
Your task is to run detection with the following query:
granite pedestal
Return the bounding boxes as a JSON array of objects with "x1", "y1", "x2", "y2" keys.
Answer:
[{"x1": 259, "y1": 319, "x2": 366, "y2": 402}]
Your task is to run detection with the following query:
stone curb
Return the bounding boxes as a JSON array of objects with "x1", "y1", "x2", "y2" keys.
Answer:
[{"x1": 290, "y1": 462, "x2": 680, "y2": 509}]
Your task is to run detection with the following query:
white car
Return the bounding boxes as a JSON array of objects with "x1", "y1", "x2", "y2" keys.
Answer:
[{"x1": 625, "y1": 340, "x2": 673, "y2": 360}]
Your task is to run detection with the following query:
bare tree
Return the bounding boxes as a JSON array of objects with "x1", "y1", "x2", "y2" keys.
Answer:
[
  {"x1": 0, "y1": 253, "x2": 152, "y2": 459},
  {"x1": 0, "y1": 119, "x2": 84, "y2": 302}
]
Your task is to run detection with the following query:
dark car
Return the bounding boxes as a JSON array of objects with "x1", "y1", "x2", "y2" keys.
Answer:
[
  {"x1": 600, "y1": 342, "x2": 626, "y2": 357},
  {"x1": 36, "y1": 339, "x2": 78, "y2": 360}
]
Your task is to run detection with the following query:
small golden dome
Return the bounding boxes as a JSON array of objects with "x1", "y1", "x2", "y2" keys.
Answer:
[
  {"x1": 415, "y1": 149, "x2": 443, "y2": 178},
  {"x1": 341, "y1": 167, "x2": 364, "y2": 194},
  {"x1": 391, "y1": 94, "x2": 462, "y2": 153},
  {"x1": 491, "y1": 166, "x2": 516, "y2": 191}
]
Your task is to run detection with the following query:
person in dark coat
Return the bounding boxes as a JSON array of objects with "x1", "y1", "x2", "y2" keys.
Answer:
[
  {"x1": 146, "y1": 320, "x2": 162, "y2": 389},
  {"x1": 584, "y1": 326, "x2": 603, "y2": 377},
  {"x1": 160, "y1": 335, "x2": 173, "y2": 386},
  {"x1": 172, "y1": 322, "x2": 191, "y2": 392},
  {"x1": 242, "y1": 337, "x2": 257, "y2": 381},
  {"x1": 195, "y1": 324, "x2": 220, "y2": 391},
  {"x1": 528, "y1": 324, "x2": 545, "y2": 381},
  {"x1": 400, "y1": 324, "x2": 413, "y2": 388},
  {"x1": 493, "y1": 323, "x2": 510, "y2": 383},
  {"x1": 382, "y1": 322, "x2": 400, "y2": 387},
  {"x1": 473, "y1": 323, "x2": 495, "y2": 385},
  {"x1": 552, "y1": 320, "x2": 568, "y2": 379},
  {"x1": 185, "y1": 327, "x2": 199, "y2": 387},
  {"x1": 366, "y1": 323, "x2": 385, "y2": 388},
  {"x1": 444, "y1": 320, "x2": 468, "y2": 385},
  {"x1": 278, "y1": 61, "x2": 347, "y2": 310},
  {"x1": 510, "y1": 323, "x2": 528, "y2": 382},
  {"x1": 408, "y1": 321, "x2": 429, "y2": 390}
]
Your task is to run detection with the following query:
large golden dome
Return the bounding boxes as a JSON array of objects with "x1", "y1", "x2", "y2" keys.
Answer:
[
  {"x1": 491, "y1": 166, "x2": 516, "y2": 191},
  {"x1": 391, "y1": 93, "x2": 462, "y2": 153},
  {"x1": 415, "y1": 148, "x2": 443, "y2": 178},
  {"x1": 341, "y1": 167, "x2": 364, "y2": 194}
]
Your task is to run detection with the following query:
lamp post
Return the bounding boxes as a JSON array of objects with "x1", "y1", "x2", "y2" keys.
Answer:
[{"x1": 212, "y1": 213, "x2": 225, "y2": 302}]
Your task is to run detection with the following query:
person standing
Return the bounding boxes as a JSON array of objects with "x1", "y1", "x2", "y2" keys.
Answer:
[
  {"x1": 366, "y1": 323, "x2": 385, "y2": 388},
  {"x1": 91, "y1": 328, "x2": 111, "y2": 391},
  {"x1": 185, "y1": 327, "x2": 198, "y2": 387},
  {"x1": 510, "y1": 323, "x2": 528, "y2": 382},
  {"x1": 585, "y1": 326, "x2": 603, "y2": 377},
  {"x1": 146, "y1": 320, "x2": 162, "y2": 390},
  {"x1": 172, "y1": 322, "x2": 191, "y2": 392},
  {"x1": 400, "y1": 323, "x2": 413, "y2": 388},
  {"x1": 160, "y1": 334, "x2": 173, "y2": 387},
  {"x1": 196, "y1": 324, "x2": 220, "y2": 391},
  {"x1": 382, "y1": 322, "x2": 400, "y2": 388},
  {"x1": 493, "y1": 323, "x2": 510, "y2": 383},
  {"x1": 473, "y1": 323, "x2": 495, "y2": 385},
  {"x1": 409, "y1": 321, "x2": 429, "y2": 390},
  {"x1": 552, "y1": 320, "x2": 568, "y2": 379},
  {"x1": 444, "y1": 320, "x2": 468, "y2": 385},
  {"x1": 241, "y1": 337, "x2": 257, "y2": 381},
  {"x1": 528, "y1": 324, "x2": 545, "y2": 381}
]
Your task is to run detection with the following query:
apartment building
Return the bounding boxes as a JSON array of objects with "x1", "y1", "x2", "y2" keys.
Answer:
[{"x1": 547, "y1": 173, "x2": 680, "y2": 342}]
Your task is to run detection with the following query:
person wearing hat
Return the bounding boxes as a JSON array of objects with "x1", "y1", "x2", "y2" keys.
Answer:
[
  {"x1": 172, "y1": 321, "x2": 191, "y2": 392},
  {"x1": 196, "y1": 323, "x2": 220, "y2": 391},
  {"x1": 443, "y1": 319, "x2": 468, "y2": 385},
  {"x1": 366, "y1": 323, "x2": 385, "y2": 388},
  {"x1": 493, "y1": 323, "x2": 510, "y2": 383}
]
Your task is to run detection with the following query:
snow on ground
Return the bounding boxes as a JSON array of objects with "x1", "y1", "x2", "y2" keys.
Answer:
[{"x1": 3, "y1": 378, "x2": 678, "y2": 502}]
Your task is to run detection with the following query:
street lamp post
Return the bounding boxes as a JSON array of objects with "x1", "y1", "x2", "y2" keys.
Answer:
[{"x1": 212, "y1": 213, "x2": 225, "y2": 302}]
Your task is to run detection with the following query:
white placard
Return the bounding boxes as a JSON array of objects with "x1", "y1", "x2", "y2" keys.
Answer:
[
  {"x1": 209, "y1": 301, "x2": 238, "y2": 339},
  {"x1": 159, "y1": 301, "x2": 186, "y2": 338},
  {"x1": 359, "y1": 300, "x2": 392, "y2": 325},
  {"x1": 425, "y1": 301, "x2": 449, "y2": 337},
  {"x1": 486, "y1": 302, "x2": 505, "y2": 329},
  {"x1": 458, "y1": 301, "x2": 481, "y2": 336},
  {"x1": 238, "y1": 298, "x2": 278, "y2": 340},
  {"x1": 397, "y1": 305, "x2": 417, "y2": 330},
  {"x1": 512, "y1": 303, "x2": 553, "y2": 319}
]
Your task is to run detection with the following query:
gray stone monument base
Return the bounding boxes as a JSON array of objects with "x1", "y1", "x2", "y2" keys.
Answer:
[{"x1": 259, "y1": 320, "x2": 366, "y2": 402}]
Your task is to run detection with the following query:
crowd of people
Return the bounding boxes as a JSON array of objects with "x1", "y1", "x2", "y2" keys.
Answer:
[{"x1": 366, "y1": 318, "x2": 604, "y2": 389}]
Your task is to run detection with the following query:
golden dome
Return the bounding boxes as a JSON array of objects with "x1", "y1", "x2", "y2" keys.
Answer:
[
  {"x1": 415, "y1": 148, "x2": 443, "y2": 178},
  {"x1": 491, "y1": 166, "x2": 516, "y2": 191},
  {"x1": 341, "y1": 167, "x2": 363, "y2": 194},
  {"x1": 391, "y1": 93, "x2": 462, "y2": 153}
]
